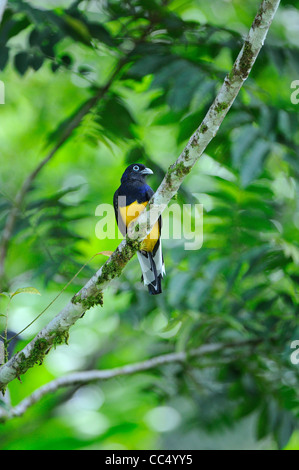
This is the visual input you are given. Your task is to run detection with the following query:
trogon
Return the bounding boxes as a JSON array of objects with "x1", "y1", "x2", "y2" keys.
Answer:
[{"x1": 113, "y1": 163, "x2": 165, "y2": 295}]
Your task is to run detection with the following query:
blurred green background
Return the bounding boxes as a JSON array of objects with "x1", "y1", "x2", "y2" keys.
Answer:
[{"x1": 0, "y1": 0, "x2": 299, "y2": 450}]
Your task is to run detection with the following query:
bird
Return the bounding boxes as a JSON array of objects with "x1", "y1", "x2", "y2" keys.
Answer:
[{"x1": 113, "y1": 163, "x2": 165, "y2": 295}]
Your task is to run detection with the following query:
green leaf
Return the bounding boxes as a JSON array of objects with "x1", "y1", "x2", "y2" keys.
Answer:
[
  {"x1": 276, "y1": 412, "x2": 295, "y2": 449},
  {"x1": 62, "y1": 14, "x2": 91, "y2": 45},
  {"x1": 97, "y1": 95, "x2": 135, "y2": 140},
  {"x1": 231, "y1": 124, "x2": 260, "y2": 169},
  {"x1": 129, "y1": 54, "x2": 170, "y2": 79},
  {"x1": 87, "y1": 22, "x2": 115, "y2": 46},
  {"x1": 0, "y1": 46, "x2": 9, "y2": 70},
  {"x1": 0, "y1": 292, "x2": 11, "y2": 299},
  {"x1": 14, "y1": 51, "x2": 30, "y2": 75},
  {"x1": 257, "y1": 404, "x2": 270, "y2": 440},
  {"x1": 29, "y1": 53, "x2": 44, "y2": 71},
  {"x1": 241, "y1": 139, "x2": 271, "y2": 187},
  {"x1": 10, "y1": 287, "x2": 41, "y2": 298}
]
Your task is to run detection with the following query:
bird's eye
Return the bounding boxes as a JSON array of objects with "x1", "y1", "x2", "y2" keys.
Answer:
[{"x1": 133, "y1": 165, "x2": 139, "y2": 171}]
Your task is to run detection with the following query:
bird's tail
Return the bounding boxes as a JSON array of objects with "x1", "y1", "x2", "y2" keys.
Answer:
[{"x1": 137, "y1": 242, "x2": 165, "y2": 295}]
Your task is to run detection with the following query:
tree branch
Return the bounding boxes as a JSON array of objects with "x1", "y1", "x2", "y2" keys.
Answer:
[
  {"x1": 0, "y1": 339, "x2": 261, "y2": 422},
  {"x1": 0, "y1": 0, "x2": 281, "y2": 392}
]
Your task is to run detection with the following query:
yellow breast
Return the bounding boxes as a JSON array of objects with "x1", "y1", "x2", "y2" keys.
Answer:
[{"x1": 119, "y1": 200, "x2": 160, "y2": 253}]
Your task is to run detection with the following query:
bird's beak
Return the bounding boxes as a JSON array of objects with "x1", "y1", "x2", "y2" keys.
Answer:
[{"x1": 140, "y1": 167, "x2": 153, "y2": 175}]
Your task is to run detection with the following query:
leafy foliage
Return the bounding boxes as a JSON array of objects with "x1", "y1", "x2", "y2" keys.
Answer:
[{"x1": 0, "y1": 0, "x2": 298, "y2": 450}]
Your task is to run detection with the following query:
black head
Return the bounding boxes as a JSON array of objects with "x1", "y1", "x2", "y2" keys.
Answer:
[{"x1": 121, "y1": 163, "x2": 153, "y2": 183}]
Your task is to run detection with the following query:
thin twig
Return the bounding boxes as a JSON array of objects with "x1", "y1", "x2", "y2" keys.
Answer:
[{"x1": 7, "y1": 252, "x2": 104, "y2": 344}]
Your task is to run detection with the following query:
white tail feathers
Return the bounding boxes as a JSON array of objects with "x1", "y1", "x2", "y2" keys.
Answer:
[{"x1": 137, "y1": 242, "x2": 165, "y2": 295}]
